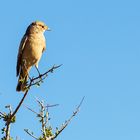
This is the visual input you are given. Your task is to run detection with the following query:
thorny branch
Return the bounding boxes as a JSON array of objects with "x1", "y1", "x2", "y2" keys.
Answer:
[
  {"x1": 24, "y1": 129, "x2": 38, "y2": 140},
  {"x1": 53, "y1": 96, "x2": 85, "y2": 139},
  {"x1": 24, "y1": 97, "x2": 85, "y2": 140},
  {"x1": 0, "y1": 65, "x2": 61, "y2": 140},
  {"x1": 30, "y1": 65, "x2": 62, "y2": 87}
]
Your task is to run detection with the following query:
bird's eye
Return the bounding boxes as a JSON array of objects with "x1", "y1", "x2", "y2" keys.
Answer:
[
  {"x1": 32, "y1": 22, "x2": 36, "y2": 26},
  {"x1": 39, "y1": 24, "x2": 44, "y2": 28}
]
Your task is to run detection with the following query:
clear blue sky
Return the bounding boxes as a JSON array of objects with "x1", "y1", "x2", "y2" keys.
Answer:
[{"x1": 0, "y1": 0, "x2": 140, "y2": 140}]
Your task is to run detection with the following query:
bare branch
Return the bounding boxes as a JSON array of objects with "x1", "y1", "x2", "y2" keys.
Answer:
[
  {"x1": 5, "y1": 105, "x2": 13, "y2": 114},
  {"x1": 24, "y1": 129, "x2": 38, "y2": 140},
  {"x1": 24, "y1": 105, "x2": 40, "y2": 116},
  {"x1": 2, "y1": 65, "x2": 61, "y2": 140},
  {"x1": 10, "y1": 84, "x2": 30, "y2": 120},
  {"x1": 46, "y1": 104, "x2": 59, "y2": 108},
  {"x1": 30, "y1": 64, "x2": 62, "y2": 86},
  {"x1": 53, "y1": 96, "x2": 85, "y2": 139},
  {"x1": 0, "y1": 111, "x2": 5, "y2": 117},
  {"x1": 5, "y1": 123, "x2": 11, "y2": 140},
  {"x1": 10, "y1": 65, "x2": 61, "y2": 122}
]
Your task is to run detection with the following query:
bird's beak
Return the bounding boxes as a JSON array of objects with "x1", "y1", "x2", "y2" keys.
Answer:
[
  {"x1": 47, "y1": 27, "x2": 51, "y2": 31},
  {"x1": 45, "y1": 26, "x2": 51, "y2": 31}
]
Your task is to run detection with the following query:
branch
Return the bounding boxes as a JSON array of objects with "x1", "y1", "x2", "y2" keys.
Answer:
[
  {"x1": 53, "y1": 96, "x2": 85, "y2": 139},
  {"x1": 0, "y1": 111, "x2": 5, "y2": 117},
  {"x1": 10, "y1": 84, "x2": 30, "y2": 121},
  {"x1": 30, "y1": 64, "x2": 62, "y2": 86},
  {"x1": 10, "y1": 65, "x2": 61, "y2": 121},
  {"x1": 24, "y1": 97, "x2": 84, "y2": 140},
  {"x1": 24, "y1": 105, "x2": 39, "y2": 116},
  {"x1": 24, "y1": 129, "x2": 38, "y2": 140},
  {"x1": 5, "y1": 122, "x2": 10, "y2": 140},
  {"x1": 2, "y1": 65, "x2": 61, "y2": 140}
]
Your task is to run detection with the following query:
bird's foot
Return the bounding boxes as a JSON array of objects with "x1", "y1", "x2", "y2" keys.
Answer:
[{"x1": 35, "y1": 66, "x2": 43, "y2": 80}]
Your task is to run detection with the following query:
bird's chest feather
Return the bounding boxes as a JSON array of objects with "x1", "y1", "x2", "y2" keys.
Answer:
[
  {"x1": 29, "y1": 34, "x2": 45, "y2": 52},
  {"x1": 29, "y1": 34, "x2": 45, "y2": 54},
  {"x1": 23, "y1": 33, "x2": 46, "y2": 65}
]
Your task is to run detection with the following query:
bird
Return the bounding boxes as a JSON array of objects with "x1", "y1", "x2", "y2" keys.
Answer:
[{"x1": 16, "y1": 21, "x2": 50, "y2": 92}]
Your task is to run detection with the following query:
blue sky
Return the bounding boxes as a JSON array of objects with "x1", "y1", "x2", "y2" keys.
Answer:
[{"x1": 0, "y1": 0, "x2": 140, "y2": 140}]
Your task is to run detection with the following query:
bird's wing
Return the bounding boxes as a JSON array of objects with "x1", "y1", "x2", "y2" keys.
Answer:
[{"x1": 16, "y1": 35, "x2": 28, "y2": 77}]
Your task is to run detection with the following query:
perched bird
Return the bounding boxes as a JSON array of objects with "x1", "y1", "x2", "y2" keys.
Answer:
[{"x1": 16, "y1": 21, "x2": 50, "y2": 92}]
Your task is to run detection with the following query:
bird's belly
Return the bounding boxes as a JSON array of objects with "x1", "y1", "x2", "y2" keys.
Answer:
[{"x1": 22, "y1": 39, "x2": 44, "y2": 67}]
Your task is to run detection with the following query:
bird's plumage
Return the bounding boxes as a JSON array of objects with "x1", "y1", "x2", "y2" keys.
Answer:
[
  {"x1": 16, "y1": 35, "x2": 28, "y2": 77},
  {"x1": 16, "y1": 21, "x2": 49, "y2": 92}
]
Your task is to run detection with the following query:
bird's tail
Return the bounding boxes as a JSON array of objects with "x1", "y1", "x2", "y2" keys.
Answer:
[{"x1": 16, "y1": 70, "x2": 28, "y2": 92}]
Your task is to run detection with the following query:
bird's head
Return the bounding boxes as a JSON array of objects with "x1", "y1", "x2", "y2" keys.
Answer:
[{"x1": 26, "y1": 21, "x2": 51, "y2": 34}]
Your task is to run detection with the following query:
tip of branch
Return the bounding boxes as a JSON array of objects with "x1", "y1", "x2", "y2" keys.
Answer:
[
  {"x1": 53, "y1": 64, "x2": 63, "y2": 69},
  {"x1": 76, "y1": 96, "x2": 85, "y2": 110}
]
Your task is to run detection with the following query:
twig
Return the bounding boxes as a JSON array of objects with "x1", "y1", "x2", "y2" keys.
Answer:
[
  {"x1": 53, "y1": 96, "x2": 85, "y2": 139},
  {"x1": 5, "y1": 105, "x2": 12, "y2": 114},
  {"x1": 31, "y1": 65, "x2": 62, "y2": 84},
  {"x1": 24, "y1": 105, "x2": 39, "y2": 116},
  {"x1": 34, "y1": 98, "x2": 47, "y2": 138},
  {"x1": 0, "y1": 111, "x2": 5, "y2": 117},
  {"x1": 24, "y1": 129, "x2": 38, "y2": 140},
  {"x1": 46, "y1": 104, "x2": 59, "y2": 108},
  {"x1": 24, "y1": 97, "x2": 84, "y2": 140},
  {"x1": 10, "y1": 83, "x2": 31, "y2": 120},
  {"x1": 5, "y1": 122, "x2": 10, "y2": 140},
  {"x1": 35, "y1": 98, "x2": 44, "y2": 108}
]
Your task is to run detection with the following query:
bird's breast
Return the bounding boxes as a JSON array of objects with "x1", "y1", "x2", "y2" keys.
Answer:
[{"x1": 22, "y1": 33, "x2": 46, "y2": 67}]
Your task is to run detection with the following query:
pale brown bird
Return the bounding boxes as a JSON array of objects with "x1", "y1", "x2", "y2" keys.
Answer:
[{"x1": 16, "y1": 21, "x2": 50, "y2": 92}]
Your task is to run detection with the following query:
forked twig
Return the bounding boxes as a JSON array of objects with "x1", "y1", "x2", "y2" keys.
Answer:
[
  {"x1": 24, "y1": 97, "x2": 85, "y2": 140},
  {"x1": 53, "y1": 96, "x2": 85, "y2": 139}
]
